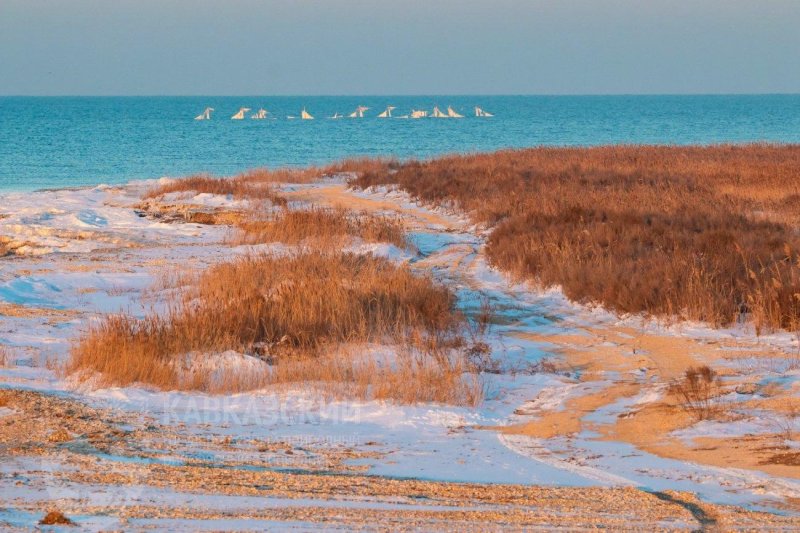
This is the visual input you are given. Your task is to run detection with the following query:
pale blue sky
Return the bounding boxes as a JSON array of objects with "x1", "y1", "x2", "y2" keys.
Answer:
[{"x1": 1, "y1": 0, "x2": 798, "y2": 95}]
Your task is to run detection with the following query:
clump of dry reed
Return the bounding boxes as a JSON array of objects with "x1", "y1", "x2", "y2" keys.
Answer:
[
  {"x1": 669, "y1": 366, "x2": 724, "y2": 421},
  {"x1": 0, "y1": 345, "x2": 10, "y2": 367},
  {"x1": 144, "y1": 158, "x2": 397, "y2": 202},
  {"x1": 69, "y1": 252, "x2": 481, "y2": 404},
  {"x1": 234, "y1": 158, "x2": 395, "y2": 185},
  {"x1": 351, "y1": 144, "x2": 800, "y2": 331},
  {"x1": 320, "y1": 157, "x2": 399, "y2": 179},
  {"x1": 39, "y1": 510, "x2": 75, "y2": 526},
  {"x1": 234, "y1": 207, "x2": 407, "y2": 248},
  {"x1": 144, "y1": 173, "x2": 287, "y2": 206}
]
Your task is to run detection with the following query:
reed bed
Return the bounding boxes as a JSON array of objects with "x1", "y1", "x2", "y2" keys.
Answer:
[
  {"x1": 351, "y1": 144, "x2": 800, "y2": 331},
  {"x1": 69, "y1": 252, "x2": 480, "y2": 404},
  {"x1": 234, "y1": 207, "x2": 407, "y2": 248}
]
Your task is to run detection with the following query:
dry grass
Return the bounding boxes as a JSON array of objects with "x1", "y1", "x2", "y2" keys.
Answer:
[
  {"x1": 239, "y1": 158, "x2": 396, "y2": 184},
  {"x1": 351, "y1": 144, "x2": 800, "y2": 331},
  {"x1": 106, "y1": 166, "x2": 475, "y2": 403},
  {"x1": 234, "y1": 207, "x2": 408, "y2": 249},
  {"x1": 69, "y1": 252, "x2": 481, "y2": 404},
  {"x1": 669, "y1": 366, "x2": 724, "y2": 421},
  {"x1": 772, "y1": 401, "x2": 800, "y2": 442},
  {"x1": 144, "y1": 173, "x2": 287, "y2": 206},
  {"x1": 184, "y1": 210, "x2": 247, "y2": 226},
  {"x1": 39, "y1": 510, "x2": 75, "y2": 526},
  {"x1": 262, "y1": 348, "x2": 482, "y2": 405},
  {"x1": 144, "y1": 158, "x2": 397, "y2": 202},
  {"x1": 320, "y1": 157, "x2": 399, "y2": 179}
]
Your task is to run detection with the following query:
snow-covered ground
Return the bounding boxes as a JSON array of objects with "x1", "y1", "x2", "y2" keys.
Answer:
[{"x1": 2, "y1": 177, "x2": 800, "y2": 528}]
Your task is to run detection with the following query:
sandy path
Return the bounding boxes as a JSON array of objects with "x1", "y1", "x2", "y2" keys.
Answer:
[
  {"x1": 304, "y1": 186, "x2": 800, "y2": 501},
  {"x1": 501, "y1": 324, "x2": 800, "y2": 482}
]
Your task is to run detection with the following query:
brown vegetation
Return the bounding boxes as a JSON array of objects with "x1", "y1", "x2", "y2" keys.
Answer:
[
  {"x1": 143, "y1": 173, "x2": 287, "y2": 206},
  {"x1": 69, "y1": 252, "x2": 480, "y2": 404},
  {"x1": 234, "y1": 207, "x2": 408, "y2": 248},
  {"x1": 108, "y1": 162, "x2": 482, "y2": 403},
  {"x1": 669, "y1": 366, "x2": 723, "y2": 421},
  {"x1": 144, "y1": 158, "x2": 396, "y2": 202},
  {"x1": 235, "y1": 158, "x2": 396, "y2": 185},
  {"x1": 264, "y1": 349, "x2": 482, "y2": 405},
  {"x1": 39, "y1": 510, "x2": 75, "y2": 526},
  {"x1": 351, "y1": 144, "x2": 800, "y2": 331}
]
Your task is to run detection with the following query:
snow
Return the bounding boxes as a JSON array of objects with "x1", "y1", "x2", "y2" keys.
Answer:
[
  {"x1": 670, "y1": 417, "x2": 781, "y2": 443},
  {"x1": 85, "y1": 382, "x2": 593, "y2": 487},
  {"x1": 0, "y1": 184, "x2": 224, "y2": 256},
  {"x1": 344, "y1": 240, "x2": 413, "y2": 262},
  {"x1": 170, "y1": 350, "x2": 270, "y2": 384}
]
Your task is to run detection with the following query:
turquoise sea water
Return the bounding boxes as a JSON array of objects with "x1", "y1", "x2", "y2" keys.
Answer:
[{"x1": 1, "y1": 95, "x2": 799, "y2": 191}]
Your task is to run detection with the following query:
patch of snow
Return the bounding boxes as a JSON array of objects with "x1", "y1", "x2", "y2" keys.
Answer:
[{"x1": 671, "y1": 417, "x2": 790, "y2": 444}]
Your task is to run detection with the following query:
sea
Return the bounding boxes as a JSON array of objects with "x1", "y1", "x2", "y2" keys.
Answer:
[{"x1": 1, "y1": 95, "x2": 799, "y2": 192}]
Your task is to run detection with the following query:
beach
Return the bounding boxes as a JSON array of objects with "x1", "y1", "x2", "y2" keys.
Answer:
[{"x1": 2, "y1": 160, "x2": 800, "y2": 529}]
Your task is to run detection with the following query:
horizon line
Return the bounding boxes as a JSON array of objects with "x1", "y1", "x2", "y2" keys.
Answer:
[{"x1": 2, "y1": 92, "x2": 800, "y2": 98}]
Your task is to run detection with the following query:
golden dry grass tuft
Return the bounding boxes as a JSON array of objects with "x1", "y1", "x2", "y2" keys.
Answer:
[
  {"x1": 238, "y1": 157, "x2": 396, "y2": 184},
  {"x1": 234, "y1": 207, "x2": 408, "y2": 249},
  {"x1": 143, "y1": 158, "x2": 396, "y2": 202},
  {"x1": 320, "y1": 157, "x2": 399, "y2": 179},
  {"x1": 39, "y1": 510, "x2": 75, "y2": 526},
  {"x1": 143, "y1": 173, "x2": 287, "y2": 206},
  {"x1": 69, "y1": 252, "x2": 481, "y2": 404},
  {"x1": 351, "y1": 144, "x2": 800, "y2": 331}
]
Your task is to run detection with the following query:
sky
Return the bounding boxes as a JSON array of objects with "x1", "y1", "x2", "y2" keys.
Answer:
[{"x1": 1, "y1": 0, "x2": 799, "y2": 96}]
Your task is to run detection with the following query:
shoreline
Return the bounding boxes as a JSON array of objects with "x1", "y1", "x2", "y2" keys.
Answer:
[{"x1": 3, "y1": 139, "x2": 800, "y2": 197}]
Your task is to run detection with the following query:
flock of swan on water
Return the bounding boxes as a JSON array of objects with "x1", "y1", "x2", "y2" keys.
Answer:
[{"x1": 194, "y1": 105, "x2": 493, "y2": 121}]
